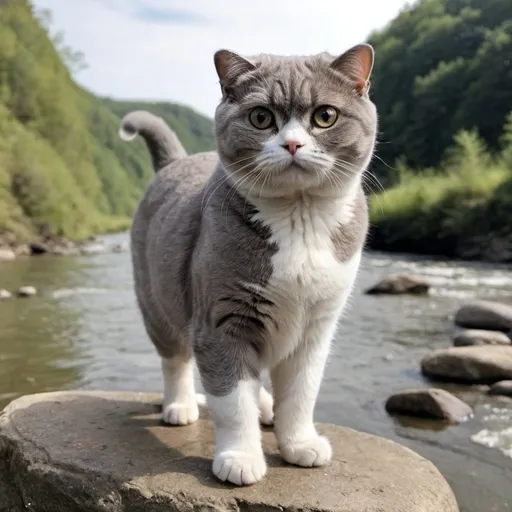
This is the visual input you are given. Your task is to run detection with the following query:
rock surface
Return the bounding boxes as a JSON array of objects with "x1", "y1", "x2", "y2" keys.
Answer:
[
  {"x1": 488, "y1": 380, "x2": 512, "y2": 397},
  {"x1": 0, "y1": 248, "x2": 15, "y2": 262},
  {"x1": 16, "y1": 286, "x2": 37, "y2": 297},
  {"x1": 421, "y1": 346, "x2": 512, "y2": 383},
  {"x1": 453, "y1": 329, "x2": 511, "y2": 347},
  {"x1": 365, "y1": 273, "x2": 430, "y2": 295},
  {"x1": 0, "y1": 391, "x2": 459, "y2": 512},
  {"x1": 454, "y1": 301, "x2": 512, "y2": 332},
  {"x1": 385, "y1": 388, "x2": 473, "y2": 423}
]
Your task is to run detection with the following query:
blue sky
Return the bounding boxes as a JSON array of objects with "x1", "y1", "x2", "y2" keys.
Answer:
[{"x1": 32, "y1": 0, "x2": 411, "y2": 117}]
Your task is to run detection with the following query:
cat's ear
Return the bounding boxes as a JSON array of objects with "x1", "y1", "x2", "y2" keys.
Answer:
[
  {"x1": 330, "y1": 44, "x2": 374, "y2": 95},
  {"x1": 214, "y1": 50, "x2": 256, "y2": 91}
]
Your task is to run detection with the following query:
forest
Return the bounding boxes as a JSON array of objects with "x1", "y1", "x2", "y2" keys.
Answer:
[
  {"x1": 0, "y1": 0, "x2": 511, "y2": 262},
  {"x1": 367, "y1": 0, "x2": 512, "y2": 261}
]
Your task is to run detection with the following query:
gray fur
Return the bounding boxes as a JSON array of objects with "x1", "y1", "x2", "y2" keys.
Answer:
[
  {"x1": 125, "y1": 45, "x2": 377, "y2": 397},
  {"x1": 119, "y1": 110, "x2": 187, "y2": 170}
]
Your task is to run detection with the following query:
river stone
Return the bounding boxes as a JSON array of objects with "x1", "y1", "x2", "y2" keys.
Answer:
[
  {"x1": 453, "y1": 329, "x2": 511, "y2": 347},
  {"x1": 29, "y1": 242, "x2": 50, "y2": 255},
  {"x1": 385, "y1": 388, "x2": 473, "y2": 423},
  {"x1": 0, "y1": 248, "x2": 15, "y2": 262},
  {"x1": 0, "y1": 391, "x2": 459, "y2": 512},
  {"x1": 421, "y1": 346, "x2": 512, "y2": 383},
  {"x1": 365, "y1": 273, "x2": 430, "y2": 295},
  {"x1": 488, "y1": 380, "x2": 512, "y2": 397},
  {"x1": 16, "y1": 286, "x2": 37, "y2": 297},
  {"x1": 0, "y1": 289, "x2": 12, "y2": 300},
  {"x1": 454, "y1": 301, "x2": 512, "y2": 332}
]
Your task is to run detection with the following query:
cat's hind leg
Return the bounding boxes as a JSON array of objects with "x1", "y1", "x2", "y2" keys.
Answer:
[
  {"x1": 161, "y1": 353, "x2": 199, "y2": 425},
  {"x1": 259, "y1": 385, "x2": 274, "y2": 426}
]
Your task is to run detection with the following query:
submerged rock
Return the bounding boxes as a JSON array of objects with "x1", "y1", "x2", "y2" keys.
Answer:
[
  {"x1": 421, "y1": 345, "x2": 512, "y2": 383},
  {"x1": 17, "y1": 286, "x2": 37, "y2": 298},
  {"x1": 488, "y1": 380, "x2": 512, "y2": 397},
  {"x1": 385, "y1": 388, "x2": 473, "y2": 423},
  {"x1": 365, "y1": 273, "x2": 430, "y2": 295},
  {"x1": 454, "y1": 301, "x2": 512, "y2": 332},
  {"x1": 453, "y1": 329, "x2": 511, "y2": 347},
  {"x1": 0, "y1": 391, "x2": 460, "y2": 512}
]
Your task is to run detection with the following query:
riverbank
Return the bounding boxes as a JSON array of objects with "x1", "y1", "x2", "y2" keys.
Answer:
[
  {"x1": 0, "y1": 228, "x2": 130, "y2": 261},
  {"x1": 1, "y1": 233, "x2": 511, "y2": 511},
  {"x1": 368, "y1": 129, "x2": 512, "y2": 263}
]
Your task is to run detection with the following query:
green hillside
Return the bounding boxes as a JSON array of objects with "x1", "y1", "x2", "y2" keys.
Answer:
[
  {"x1": 0, "y1": 0, "x2": 214, "y2": 244},
  {"x1": 367, "y1": 0, "x2": 512, "y2": 262}
]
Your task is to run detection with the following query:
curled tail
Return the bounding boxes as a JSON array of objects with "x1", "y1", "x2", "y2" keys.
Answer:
[{"x1": 119, "y1": 110, "x2": 187, "y2": 171}]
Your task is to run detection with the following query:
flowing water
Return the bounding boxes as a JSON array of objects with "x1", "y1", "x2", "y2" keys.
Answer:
[{"x1": 1, "y1": 232, "x2": 511, "y2": 511}]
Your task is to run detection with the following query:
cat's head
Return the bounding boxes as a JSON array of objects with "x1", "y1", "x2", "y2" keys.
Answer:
[{"x1": 213, "y1": 44, "x2": 378, "y2": 198}]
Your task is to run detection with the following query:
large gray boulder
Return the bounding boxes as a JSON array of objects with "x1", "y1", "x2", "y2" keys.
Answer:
[
  {"x1": 421, "y1": 346, "x2": 512, "y2": 383},
  {"x1": 454, "y1": 301, "x2": 512, "y2": 332},
  {"x1": 385, "y1": 388, "x2": 473, "y2": 423},
  {"x1": 453, "y1": 329, "x2": 511, "y2": 347},
  {"x1": 0, "y1": 391, "x2": 459, "y2": 512}
]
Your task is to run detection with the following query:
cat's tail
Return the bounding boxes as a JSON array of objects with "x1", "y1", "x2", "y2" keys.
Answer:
[{"x1": 118, "y1": 110, "x2": 187, "y2": 171}]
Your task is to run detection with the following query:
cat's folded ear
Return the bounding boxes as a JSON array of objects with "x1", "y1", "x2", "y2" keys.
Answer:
[
  {"x1": 214, "y1": 50, "x2": 256, "y2": 91},
  {"x1": 330, "y1": 44, "x2": 374, "y2": 95}
]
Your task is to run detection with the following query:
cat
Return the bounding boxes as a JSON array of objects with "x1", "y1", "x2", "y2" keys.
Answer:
[{"x1": 119, "y1": 43, "x2": 377, "y2": 486}]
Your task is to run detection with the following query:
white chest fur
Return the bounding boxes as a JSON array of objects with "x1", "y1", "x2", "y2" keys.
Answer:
[{"x1": 251, "y1": 194, "x2": 362, "y2": 365}]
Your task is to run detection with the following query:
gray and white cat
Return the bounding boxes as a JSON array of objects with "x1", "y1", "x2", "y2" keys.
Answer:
[{"x1": 120, "y1": 43, "x2": 377, "y2": 486}]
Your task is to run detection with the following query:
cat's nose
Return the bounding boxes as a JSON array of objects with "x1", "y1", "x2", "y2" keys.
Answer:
[{"x1": 282, "y1": 140, "x2": 304, "y2": 156}]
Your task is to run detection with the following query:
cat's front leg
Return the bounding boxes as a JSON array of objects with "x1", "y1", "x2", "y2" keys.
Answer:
[
  {"x1": 194, "y1": 333, "x2": 266, "y2": 486},
  {"x1": 271, "y1": 316, "x2": 338, "y2": 467}
]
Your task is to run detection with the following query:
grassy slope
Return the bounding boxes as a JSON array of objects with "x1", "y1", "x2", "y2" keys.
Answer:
[{"x1": 0, "y1": 0, "x2": 214, "y2": 244}]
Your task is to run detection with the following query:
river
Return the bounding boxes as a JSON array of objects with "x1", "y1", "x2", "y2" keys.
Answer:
[{"x1": 1, "y1": 232, "x2": 511, "y2": 511}]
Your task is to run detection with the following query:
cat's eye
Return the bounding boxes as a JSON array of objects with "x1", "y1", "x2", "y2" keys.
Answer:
[
  {"x1": 249, "y1": 107, "x2": 274, "y2": 129},
  {"x1": 312, "y1": 106, "x2": 338, "y2": 128}
]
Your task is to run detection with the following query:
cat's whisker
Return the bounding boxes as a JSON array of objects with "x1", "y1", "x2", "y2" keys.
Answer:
[
  {"x1": 201, "y1": 156, "x2": 257, "y2": 210},
  {"x1": 221, "y1": 166, "x2": 263, "y2": 217},
  {"x1": 203, "y1": 160, "x2": 257, "y2": 212}
]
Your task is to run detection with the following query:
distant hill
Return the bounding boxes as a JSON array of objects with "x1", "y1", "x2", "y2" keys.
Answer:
[{"x1": 0, "y1": 0, "x2": 215, "y2": 244}]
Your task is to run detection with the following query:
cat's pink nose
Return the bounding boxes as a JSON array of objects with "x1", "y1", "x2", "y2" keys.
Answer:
[{"x1": 282, "y1": 140, "x2": 303, "y2": 156}]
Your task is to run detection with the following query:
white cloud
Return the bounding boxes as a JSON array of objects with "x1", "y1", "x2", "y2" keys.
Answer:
[{"x1": 32, "y1": 0, "x2": 411, "y2": 117}]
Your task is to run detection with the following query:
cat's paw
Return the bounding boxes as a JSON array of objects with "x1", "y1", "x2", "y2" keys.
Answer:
[
  {"x1": 212, "y1": 450, "x2": 267, "y2": 486},
  {"x1": 279, "y1": 435, "x2": 332, "y2": 467},
  {"x1": 162, "y1": 401, "x2": 199, "y2": 426},
  {"x1": 259, "y1": 387, "x2": 274, "y2": 426}
]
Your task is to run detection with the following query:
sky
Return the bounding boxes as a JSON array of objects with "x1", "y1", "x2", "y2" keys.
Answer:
[{"x1": 32, "y1": 0, "x2": 412, "y2": 118}]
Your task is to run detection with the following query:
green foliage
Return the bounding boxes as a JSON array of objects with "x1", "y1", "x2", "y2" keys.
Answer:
[
  {"x1": 369, "y1": 0, "x2": 512, "y2": 181},
  {"x1": 0, "y1": 0, "x2": 214, "y2": 243},
  {"x1": 369, "y1": 122, "x2": 512, "y2": 258},
  {"x1": 367, "y1": 0, "x2": 512, "y2": 259}
]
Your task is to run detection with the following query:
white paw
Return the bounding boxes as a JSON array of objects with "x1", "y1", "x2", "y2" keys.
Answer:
[
  {"x1": 279, "y1": 435, "x2": 332, "y2": 467},
  {"x1": 212, "y1": 450, "x2": 267, "y2": 486},
  {"x1": 259, "y1": 387, "x2": 274, "y2": 426},
  {"x1": 162, "y1": 401, "x2": 199, "y2": 426}
]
